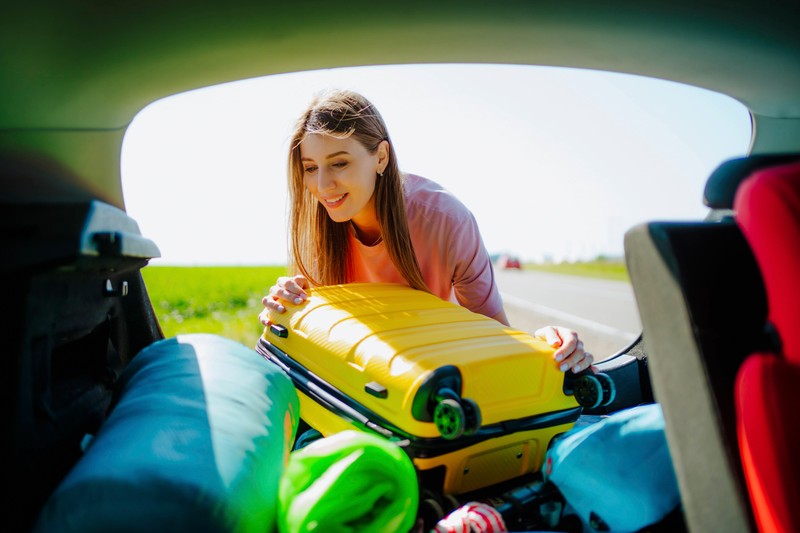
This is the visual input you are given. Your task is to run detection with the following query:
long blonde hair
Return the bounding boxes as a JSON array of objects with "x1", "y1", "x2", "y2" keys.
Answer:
[{"x1": 287, "y1": 89, "x2": 428, "y2": 292}]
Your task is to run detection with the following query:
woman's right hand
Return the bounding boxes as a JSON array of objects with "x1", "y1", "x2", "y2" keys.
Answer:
[{"x1": 259, "y1": 275, "x2": 309, "y2": 324}]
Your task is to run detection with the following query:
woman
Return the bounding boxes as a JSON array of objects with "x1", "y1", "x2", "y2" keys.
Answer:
[{"x1": 260, "y1": 89, "x2": 592, "y2": 374}]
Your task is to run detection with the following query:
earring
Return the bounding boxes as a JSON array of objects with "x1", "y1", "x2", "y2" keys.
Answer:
[{"x1": 378, "y1": 169, "x2": 384, "y2": 176}]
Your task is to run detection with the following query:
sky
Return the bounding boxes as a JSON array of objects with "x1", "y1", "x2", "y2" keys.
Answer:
[{"x1": 120, "y1": 64, "x2": 752, "y2": 266}]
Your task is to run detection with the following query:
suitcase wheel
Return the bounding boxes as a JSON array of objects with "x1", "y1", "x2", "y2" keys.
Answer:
[
  {"x1": 573, "y1": 374, "x2": 603, "y2": 409},
  {"x1": 461, "y1": 397, "x2": 481, "y2": 436},
  {"x1": 432, "y1": 387, "x2": 481, "y2": 440},
  {"x1": 433, "y1": 388, "x2": 467, "y2": 440},
  {"x1": 595, "y1": 372, "x2": 616, "y2": 407},
  {"x1": 434, "y1": 397, "x2": 466, "y2": 440},
  {"x1": 418, "y1": 497, "x2": 446, "y2": 529}
]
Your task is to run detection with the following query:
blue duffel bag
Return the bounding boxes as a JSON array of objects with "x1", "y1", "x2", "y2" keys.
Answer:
[{"x1": 543, "y1": 403, "x2": 681, "y2": 532}]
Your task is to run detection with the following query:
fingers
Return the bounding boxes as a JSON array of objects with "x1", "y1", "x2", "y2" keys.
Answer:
[
  {"x1": 560, "y1": 347, "x2": 594, "y2": 374},
  {"x1": 555, "y1": 337, "x2": 584, "y2": 372},
  {"x1": 539, "y1": 325, "x2": 593, "y2": 373},
  {"x1": 280, "y1": 275, "x2": 309, "y2": 299},
  {"x1": 260, "y1": 294, "x2": 285, "y2": 314},
  {"x1": 260, "y1": 275, "x2": 309, "y2": 319},
  {"x1": 534, "y1": 326, "x2": 563, "y2": 347}
]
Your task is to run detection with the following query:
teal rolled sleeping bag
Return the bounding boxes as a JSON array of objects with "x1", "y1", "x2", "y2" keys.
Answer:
[{"x1": 34, "y1": 333, "x2": 300, "y2": 533}]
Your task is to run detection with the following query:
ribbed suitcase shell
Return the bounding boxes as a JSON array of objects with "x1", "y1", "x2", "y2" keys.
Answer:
[{"x1": 257, "y1": 283, "x2": 582, "y2": 494}]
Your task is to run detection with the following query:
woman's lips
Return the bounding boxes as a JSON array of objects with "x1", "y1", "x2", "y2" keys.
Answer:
[{"x1": 323, "y1": 193, "x2": 347, "y2": 208}]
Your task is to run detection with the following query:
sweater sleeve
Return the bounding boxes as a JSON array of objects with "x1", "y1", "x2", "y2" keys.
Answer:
[
  {"x1": 448, "y1": 209, "x2": 504, "y2": 319},
  {"x1": 404, "y1": 174, "x2": 505, "y2": 320}
]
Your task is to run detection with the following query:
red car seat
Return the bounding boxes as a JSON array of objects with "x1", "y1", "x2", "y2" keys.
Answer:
[{"x1": 733, "y1": 161, "x2": 800, "y2": 533}]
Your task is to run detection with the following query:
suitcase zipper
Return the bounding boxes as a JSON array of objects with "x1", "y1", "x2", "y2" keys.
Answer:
[{"x1": 256, "y1": 338, "x2": 583, "y2": 459}]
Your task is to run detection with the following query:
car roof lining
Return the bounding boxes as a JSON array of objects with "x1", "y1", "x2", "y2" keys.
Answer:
[{"x1": 1, "y1": 0, "x2": 799, "y2": 130}]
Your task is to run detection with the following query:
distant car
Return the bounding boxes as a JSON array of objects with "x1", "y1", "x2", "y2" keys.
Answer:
[{"x1": 497, "y1": 254, "x2": 522, "y2": 269}]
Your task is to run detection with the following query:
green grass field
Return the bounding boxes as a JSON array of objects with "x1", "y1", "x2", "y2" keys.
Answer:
[
  {"x1": 142, "y1": 265, "x2": 288, "y2": 346},
  {"x1": 522, "y1": 259, "x2": 630, "y2": 281},
  {"x1": 142, "y1": 259, "x2": 628, "y2": 345}
]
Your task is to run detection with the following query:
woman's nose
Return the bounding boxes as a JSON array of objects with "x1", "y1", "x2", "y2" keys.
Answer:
[{"x1": 317, "y1": 168, "x2": 335, "y2": 191}]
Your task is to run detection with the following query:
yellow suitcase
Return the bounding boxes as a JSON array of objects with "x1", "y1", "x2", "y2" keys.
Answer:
[{"x1": 256, "y1": 283, "x2": 607, "y2": 495}]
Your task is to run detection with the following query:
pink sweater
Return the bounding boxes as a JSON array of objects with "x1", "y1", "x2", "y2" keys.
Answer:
[{"x1": 348, "y1": 174, "x2": 503, "y2": 319}]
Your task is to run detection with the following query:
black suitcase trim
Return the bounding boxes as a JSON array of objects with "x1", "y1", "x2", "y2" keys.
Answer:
[{"x1": 257, "y1": 338, "x2": 583, "y2": 458}]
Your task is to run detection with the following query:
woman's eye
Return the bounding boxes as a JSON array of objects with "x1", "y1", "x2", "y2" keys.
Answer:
[
  {"x1": 304, "y1": 166, "x2": 317, "y2": 173},
  {"x1": 331, "y1": 161, "x2": 347, "y2": 169}
]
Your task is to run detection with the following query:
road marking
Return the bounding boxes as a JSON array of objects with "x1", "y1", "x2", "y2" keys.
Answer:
[{"x1": 500, "y1": 292, "x2": 639, "y2": 341}]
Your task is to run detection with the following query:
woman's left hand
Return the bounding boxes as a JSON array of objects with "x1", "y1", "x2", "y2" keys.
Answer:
[{"x1": 534, "y1": 326, "x2": 596, "y2": 374}]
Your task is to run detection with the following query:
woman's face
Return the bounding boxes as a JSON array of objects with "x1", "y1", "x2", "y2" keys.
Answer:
[{"x1": 300, "y1": 133, "x2": 387, "y2": 227}]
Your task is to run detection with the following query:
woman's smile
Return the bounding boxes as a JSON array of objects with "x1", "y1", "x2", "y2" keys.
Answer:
[{"x1": 322, "y1": 193, "x2": 348, "y2": 208}]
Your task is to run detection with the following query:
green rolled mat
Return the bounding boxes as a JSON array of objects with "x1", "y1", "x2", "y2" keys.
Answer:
[{"x1": 278, "y1": 430, "x2": 419, "y2": 533}]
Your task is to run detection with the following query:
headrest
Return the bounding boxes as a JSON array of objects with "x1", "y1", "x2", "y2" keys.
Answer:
[{"x1": 704, "y1": 153, "x2": 800, "y2": 209}]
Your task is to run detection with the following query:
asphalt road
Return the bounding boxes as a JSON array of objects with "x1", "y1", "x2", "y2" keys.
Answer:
[{"x1": 494, "y1": 269, "x2": 642, "y2": 360}]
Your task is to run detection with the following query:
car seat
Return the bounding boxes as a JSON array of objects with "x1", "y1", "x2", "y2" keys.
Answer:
[
  {"x1": 621, "y1": 154, "x2": 800, "y2": 532},
  {"x1": 732, "y1": 160, "x2": 800, "y2": 533},
  {"x1": 703, "y1": 153, "x2": 800, "y2": 221},
  {"x1": 624, "y1": 220, "x2": 764, "y2": 532}
]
